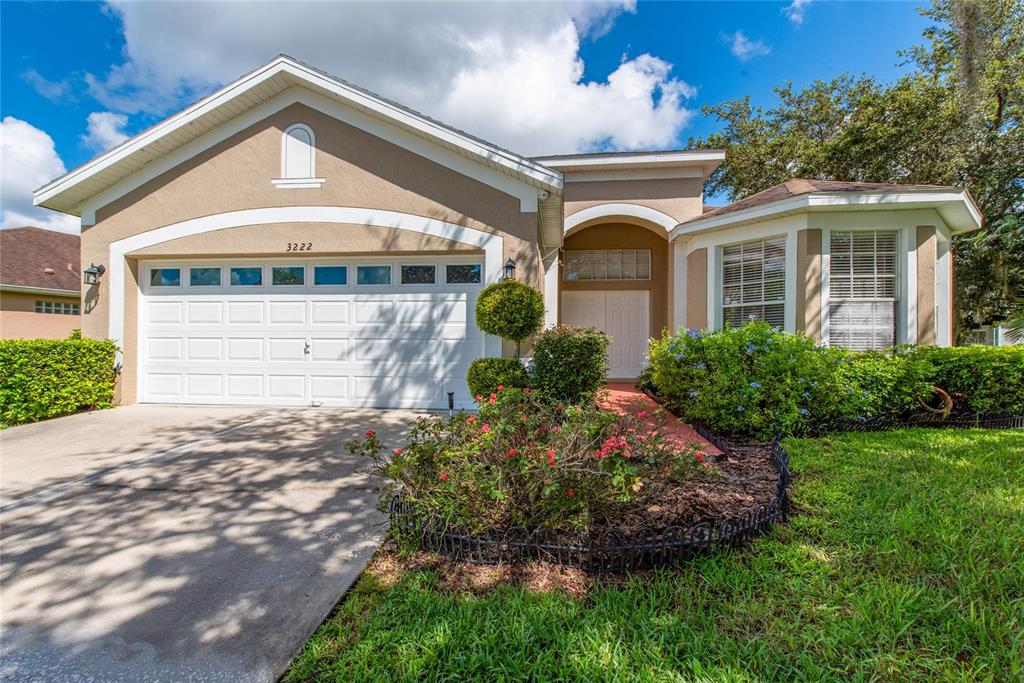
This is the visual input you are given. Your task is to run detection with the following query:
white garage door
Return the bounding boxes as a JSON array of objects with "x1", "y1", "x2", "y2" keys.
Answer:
[
  {"x1": 139, "y1": 257, "x2": 491, "y2": 409},
  {"x1": 561, "y1": 290, "x2": 650, "y2": 379}
]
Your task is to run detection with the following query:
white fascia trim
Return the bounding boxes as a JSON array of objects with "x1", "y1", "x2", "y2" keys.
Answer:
[
  {"x1": 0, "y1": 284, "x2": 80, "y2": 297},
  {"x1": 271, "y1": 177, "x2": 327, "y2": 189},
  {"x1": 36, "y1": 55, "x2": 561, "y2": 213},
  {"x1": 671, "y1": 190, "x2": 982, "y2": 240},
  {"x1": 75, "y1": 88, "x2": 543, "y2": 224},
  {"x1": 108, "y1": 207, "x2": 503, "y2": 357},
  {"x1": 562, "y1": 167, "x2": 703, "y2": 183},
  {"x1": 534, "y1": 150, "x2": 725, "y2": 169},
  {"x1": 564, "y1": 203, "x2": 677, "y2": 234}
]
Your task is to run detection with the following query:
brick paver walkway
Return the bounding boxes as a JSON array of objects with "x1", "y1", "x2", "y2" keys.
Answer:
[{"x1": 598, "y1": 382, "x2": 722, "y2": 456}]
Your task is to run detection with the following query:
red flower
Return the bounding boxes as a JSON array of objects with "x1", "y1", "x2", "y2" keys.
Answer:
[
  {"x1": 551, "y1": 425, "x2": 560, "y2": 432},
  {"x1": 637, "y1": 410, "x2": 648, "y2": 419},
  {"x1": 507, "y1": 448, "x2": 517, "y2": 458},
  {"x1": 521, "y1": 414, "x2": 529, "y2": 421},
  {"x1": 476, "y1": 394, "x2": 483, "y2": 401},
  {"x1": 440, "y1": 472, "x2": 449, "y2": 481},
  {"x1": 467, "y1": 416, "x2": 477, "y2": 423},
  {"x1": 546, "y1": 449, "x2": 556, "y2": 457},
  {"x1": 556, "y1": 405, "x2": 564, "y2": 413},
  {"x1": 488, "y1": 397, "x2": 495, "y2": 405},
  {"x1": 365, "y1": 429, "x2": 376, "y2": 438},
  {"x1": 566, "y1": 488, "x2": 576, "y2": 497},
  {"x1": 523, "y1": 387, "x2": 532, "y2": 394},
  {"x1": 497, "y1": 385, "x2": 505, "y2": 391},
  {"x1": 393, "y1": 448, "x2": 402, "y2": 455},
  {"x1": 546, "y1": 448, "x2": 556, "y2": 466},
  {"x1": 482, "y1": 423, "x2": 491, "y2": 433},
  {"x1": 695, "y1": 453, "x2": 705, "y2": 463}
]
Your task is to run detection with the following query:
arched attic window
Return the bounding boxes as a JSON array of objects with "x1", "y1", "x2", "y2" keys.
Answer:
[{"x1": 272, "y1": 123, "x2": 325, "y2": 189}]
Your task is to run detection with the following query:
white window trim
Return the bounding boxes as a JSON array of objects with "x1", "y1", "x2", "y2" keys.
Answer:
[
  {"x1": 311, "y1": 264, "x2": 350, "y2": 288},
  {"x1": 273, "y1": 123, "x2": 324, "y2": 189}
]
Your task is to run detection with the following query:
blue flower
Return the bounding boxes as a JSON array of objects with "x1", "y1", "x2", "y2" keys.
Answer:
[
  {"x1": 675, "y1": 352, "x2": 686, "y2": 361},
  {"x1": 809, "y1": 381, "x2": 818, "y2": 387},
  {"x1": 695, "y1": 362, "x2": 707, "y2": 370},
  {"x1": 689, "y1": 391, "x2": 700, "y2": 398},
  {"x1": 686, "y1": 328, "x2": 702, "y2": 338},
  {"x1": 801, "y1": 391, "x2": 810, "y2": 398},
  {"x1": 749, "y1": 382, "x2": 761, "y2": 389},
  {"x1": 800, "y1": 408, "x2": 810, "y2": 416},
  {"x1": 736, "y1": 405, "x2": 745, "y2": 412},
  {"x1": 745, "y1": 343, "x2": 757, "y2": 355},
  {"x1": 861, "y1": 391, "x2": 869, "y2": 398}
]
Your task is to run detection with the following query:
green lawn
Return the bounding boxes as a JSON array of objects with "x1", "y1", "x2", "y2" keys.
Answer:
[{"x1": 287, "y1": 429, "x2": 1024, "y2": 682}]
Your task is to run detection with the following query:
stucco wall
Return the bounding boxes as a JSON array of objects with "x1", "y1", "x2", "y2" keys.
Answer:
[
  {"x1": 79, "y1": 100, "x2": 544, "y2": 403},
  {"x1": 560, "y1": 222, "x2": 670, "y2": 337},
  {"x1": 916, "y1": 226, "x2": 937, "y2": 345},
  {"x1": 563, "y1": 177, "x2": 704, "y2": 225},
  {"x1": 0, "y1": 291, "x2": 81, "y2": 339},
  {"x1": 796, "y1": 229, "x2": 822, "y2": 340}
]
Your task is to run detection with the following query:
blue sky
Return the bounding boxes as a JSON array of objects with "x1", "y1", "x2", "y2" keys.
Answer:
[{"x1": 1, "y1": 1, "x2": 931, "y2": 230}]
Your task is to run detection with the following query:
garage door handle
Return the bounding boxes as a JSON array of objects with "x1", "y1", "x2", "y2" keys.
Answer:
[{"x1": 304, "y1": 341, "x2": 311, "y2": 355}]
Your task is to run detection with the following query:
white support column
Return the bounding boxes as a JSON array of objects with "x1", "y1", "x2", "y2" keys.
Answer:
[
  {"x1": 672, "y1": 239, "x2": 687, "y2": 331},
  {"x1": 543, "y1": 251, "x2": 559, "y2": 329}
]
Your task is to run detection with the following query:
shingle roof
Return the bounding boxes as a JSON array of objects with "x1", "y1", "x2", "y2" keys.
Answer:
[
  {"x1": 693, "y1": 179, "x2": 956, "y2": 222},
  {"x1": 0, "y1": 227, "x2": 81, "y2": 292}
]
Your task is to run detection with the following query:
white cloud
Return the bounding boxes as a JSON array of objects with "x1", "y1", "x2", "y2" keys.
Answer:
[
  {"x1": 22, "y1": 69, "x2": 70, "y2": 102},
  {"x1": 83, "y1": 0, "x2": 693, "y2": 154},
  {"x1": 0, "y1": 117, "x2": 79, "y2": 233},
  {"x1": 82, "y1": 111, "x2": 130, "y2": 152},
  {"x1": 782, "y1": 0, "x2": 813, "y2": 26},
  {"x1": 725, "y1": 31, "x2": 772, "y2": 61}
]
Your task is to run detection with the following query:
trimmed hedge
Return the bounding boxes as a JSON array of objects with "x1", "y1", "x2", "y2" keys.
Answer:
[
  {"x1": 466, "y1": 358, "x2": 530, "y2": 398},
  {"x1": 532, "y1": 325, "x2": 609, "y2": 403},
  {"x1": 910, "y1": 345, "x2": 1024, "y2": 415},
  {"x1": 0, "y1": 337, "x2": 118, "y2": 425}
]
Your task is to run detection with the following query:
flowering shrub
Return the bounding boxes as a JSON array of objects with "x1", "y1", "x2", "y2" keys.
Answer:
[
  {"x1": 649, "y1": 322, "x2": 846, "y2": 439},
  {"x1": 348, "y1": 386, "x2": 704, "y2": 533}
]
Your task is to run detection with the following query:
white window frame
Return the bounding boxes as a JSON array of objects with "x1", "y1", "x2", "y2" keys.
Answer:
[
  {"x1": 823, "y1": 229, "x2": 901, "y2": 351},
  {"x1": 189, "y1": 266, "x2": 223, "y2": 287},
  {"x1": 148, "y1": 267, "x2": 182, "y2": 288},
  {"x1": 562, "y1": 249, "x2": 652, "y2": 282},
  {"x1": 399, "y1": 263, "x2": 438, "y2": 286},
  {"x1": 355, "y1": 264, "x2": 393, "y2": 286},
  {"x1": 718, "y1": 236, "x2": 787, "y2": 331},
  {"x1": 445, "y1": 263, "x2": 483, "y2": 285},
  {"x1": 311, "y1": 264, "x2": 350, "y2": 288},
  {"x1": 270, "y1": 265, "x2": 306, "y2": 287},
  {"x1": 272, "y1": 123, "x2": 325, "y2": 189}
]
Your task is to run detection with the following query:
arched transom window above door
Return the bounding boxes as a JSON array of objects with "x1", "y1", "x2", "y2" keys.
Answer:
[{"x1": 272, "y1": 123, "x2": 326, "y2": 189}]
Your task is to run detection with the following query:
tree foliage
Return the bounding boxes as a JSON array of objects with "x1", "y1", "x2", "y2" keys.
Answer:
[{"x1": 695, "y1": 0, "x2": 1024, "y2": 335}]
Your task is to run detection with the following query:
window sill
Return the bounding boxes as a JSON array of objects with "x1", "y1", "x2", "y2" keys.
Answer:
[{"x1": 271, "y1": 177, "x2": 326, "y2": 189}]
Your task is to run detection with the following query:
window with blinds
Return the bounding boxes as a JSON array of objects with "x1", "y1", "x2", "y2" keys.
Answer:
[
  {"x1": 721, "y1": 237, "x2": 786, "y2": 330},
  {"x1": 828, "y1": 230, "x2": 898, "y2": 351},
  {"x1": 563, "y1": 249, "x2": 651, "y2": 281}
]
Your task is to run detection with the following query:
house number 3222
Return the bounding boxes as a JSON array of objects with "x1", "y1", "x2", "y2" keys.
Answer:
[{"x1": 286, "y1": 242, "x2": 313, "y2": 252}]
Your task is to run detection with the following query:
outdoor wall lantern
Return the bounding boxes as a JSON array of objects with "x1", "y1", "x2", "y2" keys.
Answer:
[
  {"x1": 502, "y1": 258, "x2": 516, "y2": 281},
  {"x1": 83, "y1": 263, "x2": 105, "y2": 286}
]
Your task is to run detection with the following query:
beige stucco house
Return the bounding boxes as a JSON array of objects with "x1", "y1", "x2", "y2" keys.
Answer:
[{"x1": 33, "y1": 56, "x2": 981, "y2": 409}]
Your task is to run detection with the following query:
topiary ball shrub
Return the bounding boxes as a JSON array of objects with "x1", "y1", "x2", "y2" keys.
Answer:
[
  {"x1": 466, "y1": 357, "x2": 530, "y2": 398},
  {"x1": 475, "y1": 280, "x2": 544, "y2": 356},
  {"x1": 532, "y1": 325, "x2": 609, "y2": 404},
  {"x1": 649, "y1": 322, "x2": 844, "y2": 439}
]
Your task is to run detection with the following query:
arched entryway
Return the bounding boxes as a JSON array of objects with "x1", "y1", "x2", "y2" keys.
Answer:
[{"x1": 559, "y1": 220, "x2": 670, "y2": 379}]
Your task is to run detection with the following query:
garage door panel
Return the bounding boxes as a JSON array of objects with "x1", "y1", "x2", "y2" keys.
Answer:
[
  {"x1": 268, "y1": 375, "x2": 306, "y2": 399},
  {"x1": 268, "y1": 338, "x2": 307, "y2": 362},
  {"x1": 186, "y1": 373, "x2": 223, "y2": 397},
  {"x1": 268, "y1": 301, "x2": 306, "y2": 324},
  {"x1": 310, "y1": 301, "x2": 349, "y2": 324},
  {"x1": 228, "y1": 301, "x2": 264, "y2": 324},
  {"x1": 146, "y1": 373, "x2": 183, "y2": 398},
  {"x1": 147, "y1": 337, "x2": 183, "y2": 361},
  {"x1": 227, "y1": 337, "x2": 264, "y2": 361},
  {"x1": 187, "y1": 337, "x2": 222, "y2": 361},
  {"x1": 187, "y1": 301, "x2": 223, "y2": 324},
  {"x1": 227, "y1": 374, "x2": 263, "y2": 399},
  {"x1": 147, "y1": 301, "x2": 183, "y2": 324},
  {"x1": 311, "y1": 375, "x2": 348, "y2": 399},
  {"x1": 310, "y1": 338, "x2": 349, "y2": 361}
]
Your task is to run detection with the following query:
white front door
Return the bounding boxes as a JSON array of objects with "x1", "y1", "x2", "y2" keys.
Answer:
[
  {"x1": 139, "y1": 257, "x2": 486, "y2": 409},
  {"x1": 561, "y1": 290, "x2": 650, "y2": 378}
]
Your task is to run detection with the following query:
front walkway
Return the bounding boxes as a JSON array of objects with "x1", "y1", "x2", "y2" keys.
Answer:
[{"x1": 599, "y1": 382, "x2": 722, "y2": 456}]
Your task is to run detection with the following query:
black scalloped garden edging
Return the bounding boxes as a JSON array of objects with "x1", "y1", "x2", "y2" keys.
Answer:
[
  {"x1": 388, "y1": 433, "x2": 791, "y2": 573},
  {"x1": 826, "y1": 412, "x2": 1024, "y2": 432}
]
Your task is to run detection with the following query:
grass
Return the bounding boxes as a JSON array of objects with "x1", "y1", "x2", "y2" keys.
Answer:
[{"x1": 287, "y1": 428, "x2": 1024, "y2": 682}]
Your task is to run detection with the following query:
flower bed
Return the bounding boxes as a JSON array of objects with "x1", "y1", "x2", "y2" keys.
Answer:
[{"x1": 387, "y1": 433, "x2": 790, "y2": 572}]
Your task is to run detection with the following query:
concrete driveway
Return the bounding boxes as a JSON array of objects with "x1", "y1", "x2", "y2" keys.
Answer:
[{"x1": 0, "y1": 404, "x2": 421, "y2": 682}]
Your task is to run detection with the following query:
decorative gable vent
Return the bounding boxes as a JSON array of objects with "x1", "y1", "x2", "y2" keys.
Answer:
[{"x1": 272, "y1": 123, "x2": 325, "y2": 189}]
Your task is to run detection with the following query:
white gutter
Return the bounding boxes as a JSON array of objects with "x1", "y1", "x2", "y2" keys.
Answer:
[{"x1": 0, "y1": 284, "x2": 80, "y2": 297}]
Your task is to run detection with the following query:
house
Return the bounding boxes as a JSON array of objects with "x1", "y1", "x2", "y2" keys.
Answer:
[
  {"x1": 32, "y1": 56, "x2": 980, "y2": 409},
  {"x1": 0, "y1": 227, "x2": 82, "y2": 339}
]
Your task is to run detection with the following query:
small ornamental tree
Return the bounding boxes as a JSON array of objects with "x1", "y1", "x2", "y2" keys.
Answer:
[{"x1": 475, "y1": 280, "x2": 544, "y2": 357}]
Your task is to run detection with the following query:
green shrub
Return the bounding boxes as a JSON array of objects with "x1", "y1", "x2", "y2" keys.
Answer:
[
  {"x1": 531, "y1": 325, "x2": 609, "y2": 404},
  {"x1": 833, "y1": 350, "x2": 933, "y2": 421},
  {"x1": 649, "y1": 322, "x2": 845, "y2": 439},
  {"x1": 348, "y1": 387, "x2": 702, "y2": 533},
  {"x1": 466, "y1": 357, "x2": 530, "y2": 398},
  {"x1": 910, "y1": 345, "x2": 1024, "y2": 414},
  {"x1": 475, "y1": 281, "x2": 544, "y2": 356},
  {"x1": 0, "y1": 336, "x2": 119, "y2": 425}
]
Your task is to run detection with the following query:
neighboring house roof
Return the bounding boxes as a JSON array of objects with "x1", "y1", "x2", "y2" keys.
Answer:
[
  {"x1": 0, "y1": 227, "x2": 80, "y2": 295},
  {"x1": 672, "y1": 178, "x2": 983, "y2": 239},
  {"x1": 34, "y1": 55, "x2": 563, "y2": 219}
]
